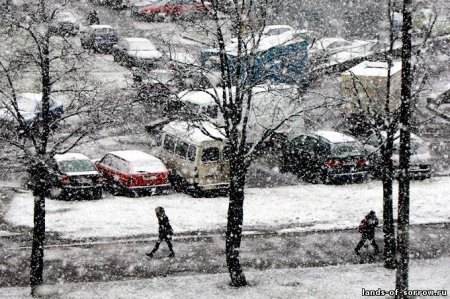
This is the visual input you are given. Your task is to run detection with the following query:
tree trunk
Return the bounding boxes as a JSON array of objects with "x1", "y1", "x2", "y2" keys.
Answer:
[
  {"x1": 382, "y1": 132, "x2": 396, "y2": 269},
  {"x1": 396, "y1": 0, "x2": 413, "y2": 297},
  {"x1": 30, "y1": 191, "x2": 46, "y2": 296},
  {"x1": 225, "y1": 158, "x2": 247, "y2": 287}
]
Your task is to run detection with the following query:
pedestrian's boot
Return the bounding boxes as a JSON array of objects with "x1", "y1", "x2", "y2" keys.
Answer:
[
  {"x1": 168, "y1": 252, "x2": 175, "y2": 258},
  {"x1": 354, "y1": 248, "x2": 360, "y2": 255},
  {"x1": 146, "y1": 252, "x2": 154, "y2": 258}
]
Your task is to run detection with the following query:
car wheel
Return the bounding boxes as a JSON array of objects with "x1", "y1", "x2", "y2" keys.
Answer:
[
  {"x1": 49, "y1": 187, "x2": 62, "y2": 199},
  {"x1": 93, "y1": 188, "x2": 103, "y2": 199}
]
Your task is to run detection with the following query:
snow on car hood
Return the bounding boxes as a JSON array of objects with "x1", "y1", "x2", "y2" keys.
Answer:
[
  {"x1": 127, "y1": 50, "x2": 163, "y2": 60},
  {"x1": 65, "y1": 171, "x2": 99, "y2": 176}
]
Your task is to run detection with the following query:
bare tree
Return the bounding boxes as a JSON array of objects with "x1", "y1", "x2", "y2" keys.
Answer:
[
  {"x1": 396, "y1": 0, "x2": 413, "y2": 296},
  {"x1": 0, "y1": 1, "x2": 128, "y2": 295}
]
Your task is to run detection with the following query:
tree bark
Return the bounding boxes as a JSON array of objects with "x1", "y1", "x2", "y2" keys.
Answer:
[
  {"x1": 225, "y1": 158, "x2": 247, "y2": 287},
  {"x1": 396, "y1": 0, "x2": 413, "y2": 297},
  {"x1": 382, "y1": 131, "x2": 396, "y2": 269},
  {"x1": 30, "y1": 182, "x2": 46, "y2": 296}
]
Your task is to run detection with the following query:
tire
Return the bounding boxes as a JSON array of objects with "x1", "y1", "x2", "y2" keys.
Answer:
[
  {"x1": 92, "y1": 188, "x2": 103, "y2": 199},
  {"x1": 49, "y1": 187, "x2": 62, "y2": 199}
]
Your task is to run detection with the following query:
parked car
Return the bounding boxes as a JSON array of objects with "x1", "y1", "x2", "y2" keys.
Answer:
[
  {"x1": 159, "y1": 121, "x2": 229, "y2": 196},
  {"x1": 0, "y1": 93, "x2": 64, "y2": 129},
  {"x1": 112, "y1": 38, "x2": 163, "y2": 69},
  {"x1": 131, "y1": 0, "x2": 163, "y2": 16},
  {"x1": 95, "y1": 150, "x2": 170, "y2": 196},
  {"x1": 362, "y1": 131, "x2": 432, "y2": 180},
  {"x1": 137, "y1": 0, "x2": 212, "y2": 21},
  {"x1": 281, "y1": 131, "x2": 369, "y2": 183},
  {"x1": 49, "y1": 11, "x2": 80, "y2": 35},
  {"x1": 49, "y1": 153, "x2": 103, "y2": 199},
  {"x1": 80, "y1": 25, "x2": 118, "y2": 52},
  {"x1": 310, "y1": 37, "x2": 373, "y2": 65}
]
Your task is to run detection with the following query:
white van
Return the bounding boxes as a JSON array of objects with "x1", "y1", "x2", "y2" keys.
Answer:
[
  {"x1": 159, "y1": 121, "x2": 230, "y2": 194},
  {"x1": 175, "y1": 85, "x2": 305, "y2": 144}
]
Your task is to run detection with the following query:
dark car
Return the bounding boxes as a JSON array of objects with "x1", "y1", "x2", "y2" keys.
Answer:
[
  {"x1": 80, "y1": 25, "x2": 118, "y2": 52},
  {"x1": 281, "y1": 130, "x2": 369, "y2": 183},
  {"x1": 49, "y1": 153, "x2": 103, "y2": 200}
]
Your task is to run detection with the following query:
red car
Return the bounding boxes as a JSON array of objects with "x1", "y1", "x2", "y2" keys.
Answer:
[
  {"x1": 95, "y1": 150, "x2": 170, "y2": 196},
  {"x1": 138, "y1": 0, "x2": 212, "y2": 21}
]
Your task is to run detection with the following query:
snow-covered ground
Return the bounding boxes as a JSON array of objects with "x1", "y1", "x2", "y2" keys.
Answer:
[
  {"x1": 0, "y1": 257, "x2": 448, "y2": 298},
  {"x1": 5, "y1": 177, "x2": 449, "y2": 239}
]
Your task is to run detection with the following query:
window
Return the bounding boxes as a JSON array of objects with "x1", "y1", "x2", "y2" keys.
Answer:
[
  {"x1": 59, "y1": 160, "x2": 96, "y2": 173},
  {"x1": 302, "y1": 137, "x2": 318, "y2": 152},
  {"x1": 187, "y1": 145, "x2": 197, "y2": 162},
  {"x1": 100, "y1": 155, "x2": 114, "y2": 167},
  {"x1": 111, "y1": 157, "x2": 129, "y2": 173},
  {"x1": 175, "y1": 140, "x2": 189, "y2": 159},
  {"x1": 163, "y1": 134, "x2": 176, "y2": 153},
  {"x1": 202, "y1": 147, "x2": 219, "y2": 163},
  {"x1": 331, "y1": 142, "x2": 363, "y2": 157}
]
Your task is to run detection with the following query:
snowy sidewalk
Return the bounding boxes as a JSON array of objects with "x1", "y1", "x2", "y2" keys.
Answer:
[
  {"x1": 4, "y1": 177, "x2": 450, "y2": 240},
  {"x1": 1, "y1": 257, "x2": 449, "y2": 299}
]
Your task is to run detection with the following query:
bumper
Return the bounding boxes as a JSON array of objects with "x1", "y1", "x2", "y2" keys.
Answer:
[
  {"x1": 326, "y1": 170, "x2": 368, "y2": 183},
  {"x1": 196, "y1": 183, "x2": 229, "y2": 191}
]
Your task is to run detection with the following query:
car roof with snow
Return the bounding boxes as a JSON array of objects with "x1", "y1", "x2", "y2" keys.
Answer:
[
  {"x1": 90, "y1": 25, "x2": 114, "y2": 30},
  {"x1": 54, "y1": 153, "x2": 91, "y2": 162},
  {"x1": 163, "y1": 121, "x2": 226, "y2": 145},
  {"x1": 109, "y1": 150, "x2": 162, "y2": 162},
  {"x1": 314, "y1": 131, "x2": 357, "y2": 143}
]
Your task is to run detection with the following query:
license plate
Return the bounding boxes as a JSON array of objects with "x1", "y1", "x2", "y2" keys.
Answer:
[
  {"x1": 143, "y1": 175, "x2": 157, "y2": 180},
  {"x1": 78, "y1": 177, "x2": 91, "y2": 184}
]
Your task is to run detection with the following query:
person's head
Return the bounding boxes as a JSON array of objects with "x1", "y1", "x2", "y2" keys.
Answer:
[
  {"x1": 155, "y1": 206, "x2": 165, "y2": 217},
  {"x1": 369, "y1": 210, "x2": 375, "y2": 216}
]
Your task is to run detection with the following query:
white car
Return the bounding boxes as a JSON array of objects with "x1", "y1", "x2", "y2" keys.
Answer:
[
  {"x1": 112, "y1": 38, "x2": 164, "y2": 69},
  {"x1": 311, "y1": 37, "x2": 374, "y2": 64},
  {"x1": 363, "y1": 132, "x2": 432, "y2": 180},
  {"x1": 0, "y1": 93, "x2": 64, "y2": 127},
  {"x1": 49, "y1": 11, "x2": 80, "y2": 35}
]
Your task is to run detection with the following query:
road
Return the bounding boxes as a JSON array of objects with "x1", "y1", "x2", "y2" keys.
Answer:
[{"x1": 0, "y1": 223, "x2": 449, "y2": 288}]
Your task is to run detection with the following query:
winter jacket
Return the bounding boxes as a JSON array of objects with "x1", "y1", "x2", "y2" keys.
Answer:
[
  {"x1": 359, "y1": 214, "x2": 378, "y2": 239},
  {"x1": 158, "y1": 215, "x2": 173, "y2": 237}
]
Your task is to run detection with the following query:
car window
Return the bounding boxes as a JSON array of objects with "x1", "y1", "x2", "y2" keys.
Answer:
[
  {"x1": 59, "y1": 160, "x2": 96, "y2": 173},
  {"x1": 331, "y1": 142, "x2": 363, "y2": 157},
  {"x1": 111, "y1": 157, "x2": 129, "y2": 173},
  {"x1": 100, "y1": 155, "x2": 114, "y2": 167},
  {"x1": 292, "y1": 135, "x2": 306, "y2": 147},
  {"x1": 302, "y1": 137, "x2": 318, "y2": 152},
  {"x1": 187, "y1": 144, "x2": 197, "y2": 162},
  {"x1": 175, "y1": 140, "x2": 189, "y2": 159},
  {"x1": 202, "y1": 147, "x2": 219, "y2": 163},
  {"x1": 163, "y1": 134, "x2": 176, "y2": 153}
]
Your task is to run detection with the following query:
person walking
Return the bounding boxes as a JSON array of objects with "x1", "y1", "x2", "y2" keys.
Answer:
[
  {"x1": 147, "y1": 206, "x2": 175, "y2": 258},
  {"x1": 354, "y1": 210, "x2": 380, "y2": 255},
  {"x1": 87, "y1": 10, "x2": 100, "y2": 25}
]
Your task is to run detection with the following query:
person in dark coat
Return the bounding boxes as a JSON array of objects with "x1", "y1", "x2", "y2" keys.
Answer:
[
  {"x1": 354, "y1": 210, "x2": 380, "y2": 255},
  {"x1": 88, "y1": 10, "x2": 100, "y2": 25},
  {"x1": 146, "y1": 206, "x2": 175, "y2": 258}
]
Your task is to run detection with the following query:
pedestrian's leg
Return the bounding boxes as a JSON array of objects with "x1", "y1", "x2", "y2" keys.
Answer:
[
  {"x1": 355, "y1": 235, "x2": 367, "y2": 254},
  {"x1": 165, "y1": 236, "x2": 175, "y2": 257},
  {"x1": 370, "y1": 238, "x2": 380, "y2": 254},
  {"x1": 147, "y1": 236, "x2": 163, "y2": 257}
]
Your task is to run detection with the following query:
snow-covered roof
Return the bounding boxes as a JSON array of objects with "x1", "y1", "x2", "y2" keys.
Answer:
[
  {"x1": 110, "y1": 150, "x2": 162, "y2": 162},
  {"x1": 312, "y1": 37, "x2": 350, "y2": 50},
  {"x1": 54, "y1": 153, "x2": 91, "y2": 162},
  {"x1": 177, "y1": 85, "x2": 291, "y2": 107},
  {"x1": 163, "y1": 121, "x2": 226, "y2": 145},
  {"x1": 90, "y1": 25, "x2": 113, "y2": 29},
  {"x1": 343, "y1": 60, "x2": 402, "y2": 77},
  {"x1": 315, "y1": 130, "x2": 357, "y2": 143}
]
